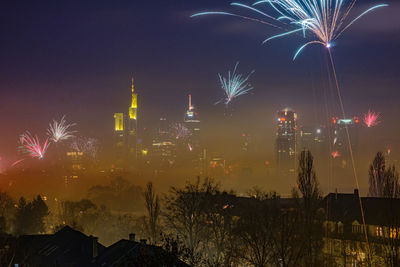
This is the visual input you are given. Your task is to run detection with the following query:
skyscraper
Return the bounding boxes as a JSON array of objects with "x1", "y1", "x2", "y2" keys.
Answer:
[
  {"x1": 114, "y1": 112, "x2": 125, "y2": 168},
  {"x1": 150, "y1": 117, "x2": 176, "y2": 171},
  {"x1": 127, "y1": 78, "x2": 138, "y2": 162},
  {"x1": 331, "y1": 116, "x2": 360, "y2": 169},
  {"x1": 184, "y1": 94, "x2": 200, "y2": 152},
  {"x1": 276, "y1": 109, "x2": 297, "y2": 174}
]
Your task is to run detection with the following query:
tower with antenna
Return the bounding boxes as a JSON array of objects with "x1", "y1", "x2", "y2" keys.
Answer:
[
  {"x1": 184, "y1": 94, "x2": 200, "y2": 153},
  {"x1": 127, "y1": 77, "x2": 138, "y2": 163}
]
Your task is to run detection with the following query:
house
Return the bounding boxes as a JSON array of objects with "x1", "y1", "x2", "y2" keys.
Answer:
[
  {"x1": 322, "y1": 189, "x2": 400, "y2": 266},
  {"x1": 11, "y1": 226, "x2": 189, "y2": 266},
  {"x1": 13, "y1": 226, "x2": 105, "y2": 266},
  {"x1": 93, "y1": 234, "x2": 190, "y2": 267}
]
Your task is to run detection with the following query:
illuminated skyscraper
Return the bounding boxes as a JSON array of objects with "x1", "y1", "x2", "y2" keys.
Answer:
[
  {"x1": 114, "y1": 112, "x2": 125, "y2": 168},
  {"x1": 150, "y1": 117, "x2": 176, "y2": 171},
  {"x1": 128, "y1": 78, "x2": 138, "y2": 162},
  {"x1": 300, "y1": 125, "x2": 329, "y2": 178},
  {"x1": 276, "y1": 109, "x2": 297, "y2": 174},
  {"x1": 331, "y1": 116, "x2": 360, "y2": 169},
  {"x1": 184, "y1": 94, "x2": 200, "y2": 151}
]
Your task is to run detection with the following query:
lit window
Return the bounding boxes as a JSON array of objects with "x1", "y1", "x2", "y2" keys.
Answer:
[
  {"x1": 390, "y1": 228, "x2": 400, "y2": 239},
  {"x1": 352, "y1": 224, "x2": 362, "y2": 234},
  {"x1": 376, "y1": 227, "x2": 383, "y2": 237}
]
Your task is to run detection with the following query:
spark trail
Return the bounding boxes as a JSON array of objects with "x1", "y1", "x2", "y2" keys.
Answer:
[
  {"x1": 19, "y1": 131, "x2": 50, "y2": 159},
  {"x1": 192, "y1": 0, "x2": 387, "y2": 60},
  {"x1": 47, "y1": 115, "x2": 76, "y2": 143},
  {"x1": 218, "y1": 62, "x2": 255, "y2": 105},
  {"x1": 171, "y1": 123, "x2": 190, "y2": 140},
  {"x1": 363, "y1": 110, "x2": 380, "y2": 128}
]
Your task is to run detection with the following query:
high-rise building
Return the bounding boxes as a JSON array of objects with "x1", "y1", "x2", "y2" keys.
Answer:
[
  {"x1": 128, "y1": 78, "x2": 138, "y2": 162},
  {"x1": 299, "y1": 125, "x2": 329, "y2": 178},
  {"x1": 114, "y1": 112, "x2": 125, "y2": 168},
  {"x1": 276, "y1": 109, "x2": 297, "y2": 174},
  {"x1": 150, "y1": 117, "x2": 176, "y2": 170},
  {"x1": 184, "y1": 94, "x2": 200, "y2": 152},
  {"x1": 112, "y1": 78, "x2": 139, "y2": 170},
  {"x1": 331, "y1": 116, "x2": 360, "y2": 169},
  {"x1": 300, "y1": 126, "x2": 327, "y2": 154}
]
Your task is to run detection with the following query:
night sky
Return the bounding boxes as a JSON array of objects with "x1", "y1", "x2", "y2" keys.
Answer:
[{"x1": 1, "y1": 0, "x2": 399, "y2": 165}]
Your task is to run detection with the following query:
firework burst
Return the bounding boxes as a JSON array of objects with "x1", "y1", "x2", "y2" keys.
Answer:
[
  {"x1": 331, "y1": 151, "x2": 340, "y2": 158},
  {"x1": 192, "y1": 1, "x2": 387, "y2": 60},
  {"x1": 171, "y1": 123, "x2": 190, "y2": 140},
  {"x1": 70, "y1": 137, "x2": 99, "y2": 159},
  {"x1": 19, "y1": 131, "x2": 50, "y2": 159},
  {"x1": 363, "y1": 110, "x2": 380, "y2": 128},
  {"x1": 218, "y1": 62, "x2": 255, "y2": 105},
  {"x1": 47, "y1": 115, "x2": 76, "y2": 143}
]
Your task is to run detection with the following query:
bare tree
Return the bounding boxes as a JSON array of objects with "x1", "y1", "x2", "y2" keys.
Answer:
[
  {"x1": 296, "y1": 150, "x2": 323, "y2": 267},
  {"x1": 368, "y1": 152, "x2": 386, "y2": 197},
  {"x1": 382, "y1": 165, "x2": 400, "y2": 198},
  {"x1": 202, "y1": 192, "x2": 235, "y2": 266},
  {"x1": 163, "y1": 177, "x2": 219, "y2": 266},
  {"x1": 269, "y1": 195, "x2": 304, "y2": 267},
  {"x1": 232, "y1": 197, "x2": 273, "y2": 267},
  {"x1": 378, "y1": 165, "x2": 400, "y2": 266},
  {"x1": 366, "y1": 152, "x2": 400, "y2": 266},
  {"x1": 0, "y1": 192, "x2": 15, "y2": 233},
  {"x1": 143, "y1": 182, "x2": 160, "y2": 245}
]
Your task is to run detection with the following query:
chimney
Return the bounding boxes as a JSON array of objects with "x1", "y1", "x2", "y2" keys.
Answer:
[
  {"x1": 140, "y1": 239, "x2": 147, "y2": 245},
  {"x1": 91, "y1": 236, "x2": 98, "y2": 258},
  {"x1": 129, "y1": 233, "x2": 135, "y2": 242}
]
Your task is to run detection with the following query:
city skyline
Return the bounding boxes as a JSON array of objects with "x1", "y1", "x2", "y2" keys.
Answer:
[
  {"x1": 1, "y1": 2, "x2": 400, "y2": 265},
  {"x1": 0, "y1": 0, "x2": 399, "y2": 194}
]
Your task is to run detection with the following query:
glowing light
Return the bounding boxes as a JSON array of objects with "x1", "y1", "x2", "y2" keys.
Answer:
[
  {"x1": 114, "y1": 113, "x2": 124, "y2": 131},
  {"x1": 217, "y1": 62, "x2": 255, "y2": 105},
  {"x1": 129, "y1": 78, "x2": 138, "y2": 120},
  {"x1": 19, "y1": 131, "x2": 50, "y2": 159},
  {"x1": 192, "y1": 1, "x2": 387, "y2": 60},
  {"x1": 337, "y1": 119, "x2": 353, "y2": 125},
  {"x1": 47, "y1": 115, "x2": 76, "y2": 143},
  {"x1": 331, "y1": 151, "x2": 340, "y2": 158},
  {"x1": 363, "y1": 110, "x2": 381, "y2": 128}
]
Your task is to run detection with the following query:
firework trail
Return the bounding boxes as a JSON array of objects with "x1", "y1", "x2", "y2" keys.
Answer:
[
  {"x1": 19, "y1": 131, "x2": 50, "y2": 159},
  {"x1": 171, "y1": 123, "x2": 190, "y2": 140},
  {"x1": 217, "y1": 62, "x2": 255, "y2": 105},
  {"x1": 47, "y1": 115, "x2": 76, "y2": 143},
  {"x1": 363, "y1": 110, "x2": 380, "y2": 128},
  {"x1": 11, "y1": 159, "x2": 25, "y2": 167},
  {"x1": 192, "y1": 1, "x2": 387, "y2": 60},
  {"x1": 70, "y1": 137, "x2": 99, "y2": 159}
]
